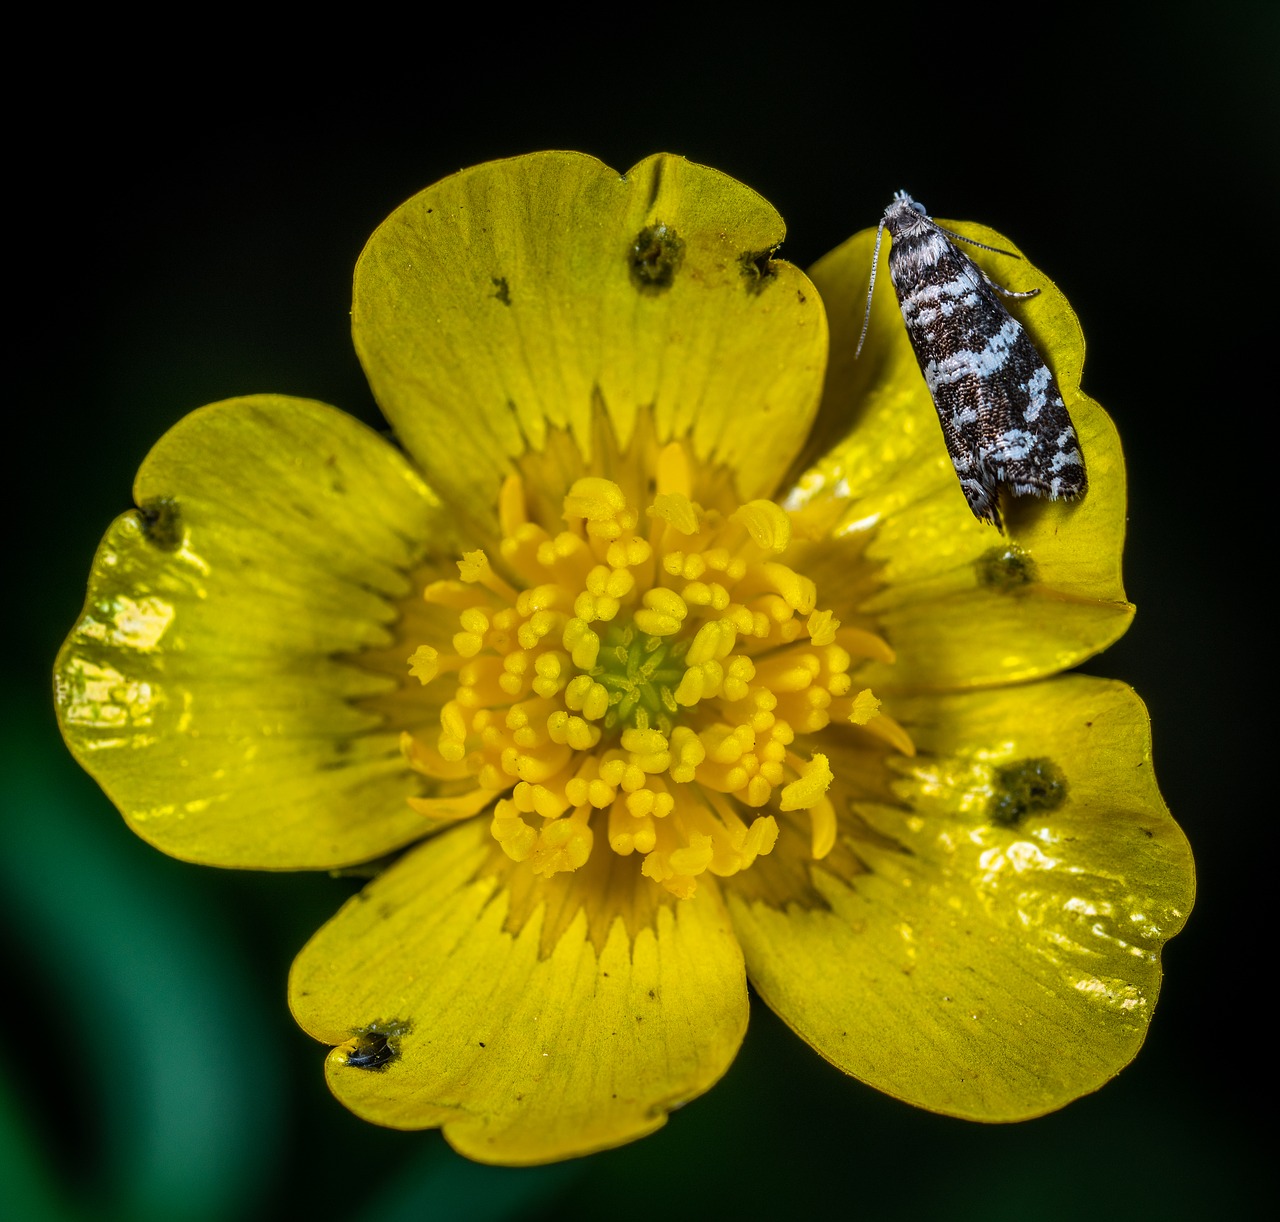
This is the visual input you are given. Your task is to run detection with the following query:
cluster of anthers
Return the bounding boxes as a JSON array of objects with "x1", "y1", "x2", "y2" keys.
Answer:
[{"x1": 400, "y1": 443, "x2": 912, "y2": 898}]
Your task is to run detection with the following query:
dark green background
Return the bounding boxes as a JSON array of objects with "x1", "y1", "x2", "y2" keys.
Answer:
[{"x1": 10, "y1": 10, "x2": 1271, "y2": 1219}]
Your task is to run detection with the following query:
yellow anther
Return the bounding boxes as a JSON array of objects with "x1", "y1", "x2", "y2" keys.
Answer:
[
  {"x1": 626, "y1": 790, "x2": 656, "y2": 816},
  {"x1": 545, "y1": 706, "x2": 570, "y2": 747},
  {"x1": 563, "y1": 771, "x2": 593, "y2": 806},
  {"x1": 701, "y1": 548, "x2": 745, "y2": 581},
  {"x1": 703, "y1": 724, "x2": 752, "y2": 764},
  {"x1": 438, "y1": 701, "x2": 470, "y2": 762},
  {"x1": 530, "y1": 812, "x2": 594, "y2": 876},
  {"x1": 564, "y1": 477, "x2": 627, "y2": 519},
  {"x1": 569, "y1": 718, "x2": 599, "y2": 750},
  {"x1": 459, "y1": 607, "x2": 489, "y2": 635},
  {"x1": 668, "y1": 727, "x2": 705, "y2": 783},
  {"x1": 512, "y1": 781, "x2": 571, "y2": 820},
  {"x1": 687, "y1": 661, "x2": 729, "y2": 705},
  {"x1": 741, "y1": 813, "x2": 779, "y2": 859},
  {"x1": 609, "y1": 804, "x2": 657, "y2": 855},
  {"x1": 648, "y1": 491, "x2": 701, "y2": 535},
  {"x1": 536, "y1": 531, "x2": 589, "y2": 568},
  {"x1": 486, "y1": 611, "x2": 517, "y2": 653},
  {"x1": 598, "y1": 757, "x2": 627, "y2": 787},
  {"x1": 759, "y1": 562, "x2": 817, "y2": 614},
  {"x1": 807, "y1": 609, "x2": 839, "y2": 646},
  {"x1": 531, "y1": 650, "x2": 569, "y2": 698},
  {"x1": 625, "y1": 788, "x2": 673, "y2": 818},
  {"x1": 682, "y1": 580, "x2": 730, "y2": 610},
  {"x1": 605, "y1": 536, "x2": 651, "y2": 568},
  {"x1": 564, "y1": 478, "x2": 636, "y2": 539},
  {"x1": 581, "y1": 682, "x2": 610, "y2": 721},
  {"x1": 822, "y1": 643, "x2": 852, "y2": 678},
  {"x1": 733, "y1": 500, "x2": 792, "y2": 552},
  {"x1": 499, "y1": 653, "x2": 528, "y2": 697},
  {"x1": 574, "y1": 590, "x2": 620, "y2": 623},
  {"x1": 408, "y1": 645, "x2": 439, "y2": 685},
  {"x1": 685, "y1": 618, "x2": 736, "y2": 666},
  {"x1": 620, "y1": 727, "x2": 670, "y2": 773},
  {"x1": 491, "y1": 804, "x2": 536, "y2": 861},
  {"x1": 509, "y1": 782, "x2": 537, "y2": 813},
  {"x1": 779, "y1": 752, "x2": 834, "y2": 811},
  {"x1": 562, "y1": 618, "x2": 600, "y2": 669},
  {"x1": 510, "y1": 724, "x2": 547, "y2": 752},
  {"x1": 850, "y1": 688, "x2": 882, "y2": 725},
  {"x1": 587, "y1": 778, "x2": 617, "y2": 807},
  {"x1": 618, "y1": 762, "x2": 647, "y2": 792},
  {"x1": 517, "y1": 609, "x2": 561, "y2": 651},
  {"x1": 757, "y1": 653, "x2": 820, "y2": 692},
  {"x1": 719, "y1": 604, "x2": 758, "y2": 637},
  {"x1": 514, "y1": 584, "x2": 563, "y2": 616},
  {"x1": 663, "y1": 551, "x2": 706, "y2": 580},
  {"x1": 564, "y1": 674, "x2": 595, "y2": 711},
  {"x1": 743, "y1": 775, "x2": 773, "y2": 807},
  {"x1": 633, "y1": 587, "x2": 688, "y2": 636},
  {"x1": 722, "y1": 656, "x2": 755, "y2": 702},
  {"x1": 456, "y1": 551, "x2": 519, "y2": 603},
  {"x1": 752, "y1": 594, "x2": 794, "y2": 628},
  {"x1": 667, "y1": 834, "x2": 714, "y2": 877}
]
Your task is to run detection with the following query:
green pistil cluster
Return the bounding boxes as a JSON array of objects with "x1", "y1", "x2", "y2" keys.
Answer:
[{"x1": 593, "y1": 624, "x2": 690, "y2": 737}]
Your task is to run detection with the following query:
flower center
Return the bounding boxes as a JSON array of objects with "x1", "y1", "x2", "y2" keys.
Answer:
[
  {"x1": 401, "y1": 442, "x2": 904, "y2": 898},
  {"x1": 591, "y1": 624, "x2": 687, "y2": 739}
]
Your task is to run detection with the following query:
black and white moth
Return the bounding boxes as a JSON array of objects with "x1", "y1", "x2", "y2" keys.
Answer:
[{"x1": 858, "y1": 191, "x2": 1086, "y2": 528}]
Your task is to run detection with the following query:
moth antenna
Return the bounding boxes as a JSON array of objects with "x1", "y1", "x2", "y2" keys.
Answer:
[
  {"x1": 932, "y1": 221, "x2": 1022, "y2": 261},
  {"x1": 855, "y1": 215, "x2": 888, "y2": 360},
  {"x1": 934, "y1": 213, "x2": 1038, "y2": 298}
]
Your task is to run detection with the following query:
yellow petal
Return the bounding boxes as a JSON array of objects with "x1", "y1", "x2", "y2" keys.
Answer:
[
  {"x1": 354, "y1": 151, "x2": 827, "y2": 530},
  {"x1": 289, "y1": 817, "x2": 747, "y2": 1164},
  {"x1": 726, "y1": 675, "x2": 1194, "y2": 1120},
  {"x1": 796, "y1": 219, "x2": 1131, "y2": 690},
  {"x1": 54, "y1": 396, "x2": 454, "y2": 868}
]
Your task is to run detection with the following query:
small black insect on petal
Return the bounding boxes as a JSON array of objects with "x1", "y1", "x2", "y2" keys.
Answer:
[
  {"x1": 340, "y1": 1019, "x2": 410, "y2": 1072},
  {"x1": 976, "y1": 543, "x2": 1039, "y2": 590},
  {"x1": 738, "y1": 247, "x2": 778, "y2": 294},
  {"x1": 630, "y1": 224, "x2": 685, "y2": 293},
  {"x1": 137, "y1": 496, "x2": 184, "y2": 552},
  {"x1": 990, "y1": 758, "x2": 1068, "y2": 827}
]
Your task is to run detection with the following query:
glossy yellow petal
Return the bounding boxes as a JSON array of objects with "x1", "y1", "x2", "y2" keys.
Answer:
[
  {"x1": 54, "y1": 396, "x2": 457, "y2": 868},
  {"x1": 726, "y1": 675, "x2": 1193, "y2": 1120},
  {"x1": 354, "y1": 151, "x2": 827, "y2": 532},
  {"x1": 795, "y1": 219, "x2": 1130, "y2": 691},
  {"x1": 290, "y1": 817, "x2": 747, "y2": 1164}
]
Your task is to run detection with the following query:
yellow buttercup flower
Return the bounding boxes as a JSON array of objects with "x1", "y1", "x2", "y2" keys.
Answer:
[{"x1": 54, "y1": 152, "x2": 1194, "y2": 1165}]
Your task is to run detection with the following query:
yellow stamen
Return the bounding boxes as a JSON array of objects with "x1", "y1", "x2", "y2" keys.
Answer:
[{"x1": 399, "y1": 465, "x2": 912, "y2": 899}]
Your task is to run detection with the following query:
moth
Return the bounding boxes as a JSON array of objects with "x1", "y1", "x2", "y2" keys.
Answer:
[{"x1": 858, "y1": 191, "x2": 1087, "y2": 528}]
